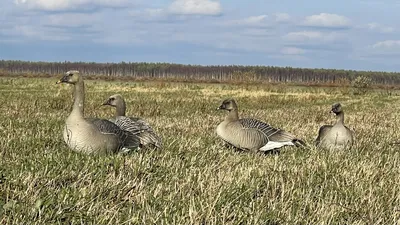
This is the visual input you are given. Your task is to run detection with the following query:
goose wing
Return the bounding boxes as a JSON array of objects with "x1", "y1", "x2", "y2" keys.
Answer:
[
  {"x1": 239, "y1": 118, "x2": 297, "y2": 142},
  {"x1": 86, "y1": 118, "x2": 140, "y2": 149},
  {"x1": 315, "y1": 125, "x2": 333, "y2": 146},
  {"x1": 345, "y1": 125, "x2": 355, "y2": 137},
  {"x1": 87, "y1": 118, "x2": 121, "y2": 134},
  {"x1": 127, "y1": 117, "x2": 153, "y2": 132},
  {"x1": 114, "y1": 116, "x2": 163, "y2": 149},
  {"x1": 114, "y1": 116, "x2": 158, "y2": 136}
]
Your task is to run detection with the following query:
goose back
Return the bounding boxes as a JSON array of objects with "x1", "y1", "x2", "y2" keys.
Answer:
[
  {"x1": 102, "y1": 94, "x2": 163, "y2": 150},
  {"x1": 114, "y1": 116, "x2": 163, "y2": 149},
  {"x1": 315, "y1": 125, "x2": 333, "y2": 147},
  {"x1": 317, "y1": 124, "x2": 353, "y2": 149},
  {"x1": 88, "y1": 118, "x2": 140, "y2": 149},
  {"x1": 217, "y1": 118, "x2": 296, "y2": 151}
]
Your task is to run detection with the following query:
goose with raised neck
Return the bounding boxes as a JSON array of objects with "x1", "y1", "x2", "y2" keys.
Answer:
[
  {"x1": 70, "y1": 72, "x2": 85, "y2": 117},
  {"x1": 57, "y1": 71, "x2": 140, "y2": 154},
  {"x1": 315, "y1": 103, "x2": 354, "y2": 150}
]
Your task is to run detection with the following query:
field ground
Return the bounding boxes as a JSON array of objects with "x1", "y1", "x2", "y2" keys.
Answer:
[{"x1": 0, "y1": 77, "x2": 399, "y2": 224}]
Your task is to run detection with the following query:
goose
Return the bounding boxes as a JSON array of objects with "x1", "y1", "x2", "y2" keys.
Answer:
[
  {"x1": 56, "y1": 70, "x2": 140, "y2": 154},
  {"x1": 102, "y1": 94, "x2": 163, "y2": 150},
  {"x1": 315, "y1": 103, "x2": 354, "y2": 149},
  {"x1": 216, "y1": 98, "x2": 305, "y2": 152}
]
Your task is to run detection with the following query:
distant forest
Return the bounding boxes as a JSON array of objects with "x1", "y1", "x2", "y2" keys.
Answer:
[{"x1": 1, "y1": 60, "x2": 400, "y2": 86}]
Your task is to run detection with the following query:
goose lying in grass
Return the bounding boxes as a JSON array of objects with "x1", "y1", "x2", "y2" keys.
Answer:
[
  {"x1": 315, "y1": 103, "x2": 354, "y2": 150},
  {"x1": 56, "y1": 70, "x2": 140, "y2": 154},
  {"x1": 102, "y1": 94, "x2": 163, "y2": 150},
  {"x1": 216, "y1": 98, "x2": 305, "y2": 152}
]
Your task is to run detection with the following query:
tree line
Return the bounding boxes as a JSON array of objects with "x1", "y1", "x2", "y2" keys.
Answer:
[{"x1": 0, "y1": 60, "x2": 399, "y2": 86}]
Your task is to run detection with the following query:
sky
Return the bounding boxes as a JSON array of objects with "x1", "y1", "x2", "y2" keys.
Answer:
[{"x1": 1, "y1": 0, "x2": 400, "y2": 72}]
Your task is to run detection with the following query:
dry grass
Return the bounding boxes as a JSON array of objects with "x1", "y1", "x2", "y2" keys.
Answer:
[{"x1": 0, "y1": 77, "x2": 399, "y2": 224}]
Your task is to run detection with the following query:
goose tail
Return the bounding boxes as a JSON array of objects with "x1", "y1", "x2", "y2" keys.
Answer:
[{"x1": 293, "y1": 138, "x2": 307, "y2": 148}]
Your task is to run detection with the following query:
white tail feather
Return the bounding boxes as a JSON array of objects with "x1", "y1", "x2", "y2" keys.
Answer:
[{"x1": 259, "y1": 141, "x2": 294, "y2": 151}]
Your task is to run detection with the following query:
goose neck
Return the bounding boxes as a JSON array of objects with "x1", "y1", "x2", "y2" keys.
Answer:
[
  {"x1": 336, "y1": 112, "x2": 344, "y2": 125},
  {"x1": 115, "y1": 100, "x2": 126, "y2": 117},
  {"x1": 71, "y1": 77, "x2": 85, "y2": 117},
  {"x1": 226, "y1": 109, "x2": 239, "y2": 121}
]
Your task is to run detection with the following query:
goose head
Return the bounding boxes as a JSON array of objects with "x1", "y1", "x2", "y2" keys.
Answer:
[
  {"x1": 331, "y1": 103, "x2": 343, "y2": 115},
  {"x1": 102, "y1": 94, "x2": 124, "y2": 107},
  {"x1": 217, "y1": 98, "x2": 237, "y2": 111},
  {"x1": 56, "y1": 70, "x2": 81, "y2": 85}
]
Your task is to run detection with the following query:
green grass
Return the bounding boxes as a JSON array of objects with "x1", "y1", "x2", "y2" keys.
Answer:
[{"x1": 0, "y1": 77, "x2": 399, "y2": 224}]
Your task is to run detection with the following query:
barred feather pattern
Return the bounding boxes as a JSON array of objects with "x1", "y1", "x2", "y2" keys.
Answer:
[
  {"x1": 113, "y1": 116, "x2": 163, "y2": 150},
  {"x1": 217, "y1": 118, "x2": 299, "y2": 151},
  {"x1": 239, "y1": 118, "x2": 296, "y2": 141},
  {"x1": 87, "y1": 118, "x2": 141, "y2": 151}
]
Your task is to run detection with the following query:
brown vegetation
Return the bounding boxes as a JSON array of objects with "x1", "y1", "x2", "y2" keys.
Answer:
[
  {"x1": 0, "y1": 77, "x2": 399, "y2": 224},
  {"x1": 1, "y1": 60, "x2": 400, "y2": 87}
]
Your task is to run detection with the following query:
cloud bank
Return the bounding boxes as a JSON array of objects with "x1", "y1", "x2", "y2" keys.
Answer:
[{"x1": 1, "y1": 0, "x2": 399, "y2": 71}]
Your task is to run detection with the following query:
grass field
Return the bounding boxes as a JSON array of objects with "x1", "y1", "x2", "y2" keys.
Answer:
[{"x1": 0, "y1": 77, "x2": 399, "y2": 224}]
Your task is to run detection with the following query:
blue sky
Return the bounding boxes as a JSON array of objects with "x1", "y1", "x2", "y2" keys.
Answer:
[{"x1": 1, "y1": 0, "x2": 400, "y2": 72}]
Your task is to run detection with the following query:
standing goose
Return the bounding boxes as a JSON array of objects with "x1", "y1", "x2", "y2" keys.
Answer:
[
  {"x1": 315, "y1": 103, "x2": 354, "y2": 149},
  {"x1": 216, "y1": 98, "x2": 305, "y2": 152},
  {"x1": 56, "y1": 71, "x2": 140, "y2": 154},
  {"x1": 102, "y1": 94, "x2": 163, "y2": 150}
]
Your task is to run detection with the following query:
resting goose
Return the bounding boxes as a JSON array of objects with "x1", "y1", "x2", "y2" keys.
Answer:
[
  {"x1": 315, "y1": 103, "x2": 354, "y2": 149},
  {"x1": 216, "y1": 98, "x2": 305, "y2": 152},
  {"x1": 102, "y1": 94, "x2": 163, "y2": 150},
  {"x1": 56, "y1": 71, "x2": 140, "y2": 154}
]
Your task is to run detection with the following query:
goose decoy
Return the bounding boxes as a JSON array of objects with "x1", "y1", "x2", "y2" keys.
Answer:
[
  {"x1": 56, "y1": 70, "x2": 140, "y2": 154},
  {"x1": 102, "y1": 94, "x2": 163, "y2": 150},
  {"x1": 315, "y1": 103, "x2": 354, "y2": 149},
  {"x1": 216, "y1": 98, "x2": 305, "y2": 152}
]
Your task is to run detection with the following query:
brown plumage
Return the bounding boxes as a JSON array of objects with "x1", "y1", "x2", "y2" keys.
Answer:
[
  {"x1": 216, "y1": 98, "x2": 305, "y2": 152},
  {"x1": 57, "y1": 71, "x2": 140, "y2": 154},
  {"x1": 315, "y1": 103, "x2": 354, "y2": 150},
  {"x1": 102, "y1": 94, "x2": 163, "y2": 150}
]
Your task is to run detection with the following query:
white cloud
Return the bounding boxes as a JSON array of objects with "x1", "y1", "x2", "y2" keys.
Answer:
[
  {"x1": 42, "y1": 13, "x2": 102, "y2": 27},
  {"x1": 241, "y1": 29, "x2": 276, "y2": 37},
  {"x1": 168, "y1": 0, "x2": 221, "y2": 16},
  {"x1": 274, "y1": 13, "x2": 290, "y2": 22},
  {"x1": 281, "y1": 47, "x2": 305, "y2": 55},
  {"x1": 284, "y1": 31, "x2": 341, "y2": 42},
  {"x1": 367, "y1": 22, "x2": 394, "y2": 33},
  {"x1": 9, "y1": 25, "x2": 71, "y2": 41},
  {"x1": 243, "y1": 15, "x2": 267, "y2": 24},
  {"x1": 372, "y1": 40, "x2": 400, "y2": 49},
  {"x1": 226, "y1": 15, "x2": 269, "y2": 27},
  {"x1": 284, "y1": 31, "x2": 322, "y2": 41},
  {"x1": 169, "y1": 28, "x2": 278, "y2": 53},
  {"x1": 224, "y1": 13, "x2": 290, "y2": 27},
  {"x1": 14, "y1": 0, "x2": 130, "y2": 11},
  {"x1": 127, "y1": 8, "x2": 170, "y2": 22},
  {"x1": 362, "y1": 40, "x2": 400, "y2": 57},
  {"x1": 303, "y1": 13, "x2": 350, "y2": 28},
  {"x1": 0, "y1": 8, "x2": 133, "y2": 42}
]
